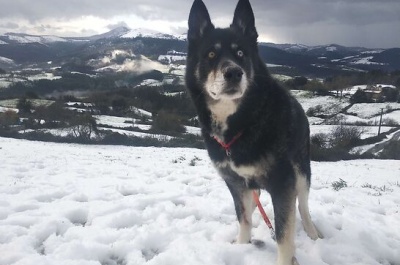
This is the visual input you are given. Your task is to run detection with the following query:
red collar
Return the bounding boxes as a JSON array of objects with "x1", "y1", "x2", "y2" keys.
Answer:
[{"x1": 212, "y1": 131, "x2": 243, "y2": 157}]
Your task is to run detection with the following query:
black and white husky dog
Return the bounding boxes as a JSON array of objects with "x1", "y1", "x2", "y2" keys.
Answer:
[{"x1": 185, "y1": 0, "x2": 323, "y2": 264}]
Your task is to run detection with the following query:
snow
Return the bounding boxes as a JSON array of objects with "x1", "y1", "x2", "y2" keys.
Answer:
[
  {"x1": 0, "y1": 137, "x2": 399, "y2": 265},
  {"x1": 185, "y1": 126, "x2": 202, "y2": 136},
  {"x1": 94, "y1": 115, "x2": 136, "y2": 128},
  {"x1": 350, "y1": 56, "x2": 386, "y2": 65},
  {"x1": 98, "y1": 127, "x2": 173, "y2": 140},
  {"x1": 295, "y1": 94, "x2": 349, "y2": 116},
  {"x1": 342, "y1": 85, "x2": 368, "y2": 96},
  {"x1": 26, "y1": 73, "x2": 61, "y2": 81},
  {"x1": 351, "y1": 130, "x2": 400, "y2": 155},
  {"x1": 361, "y1": 50, "x2": 384, "y2": 54},
  {"x1": 326, "y1": 46, "x2": 337, "y2": 52},
  {"x1": 121, "y1": 28, "x2": 177, "y2": 40},
  {"x1": 348, "y1": 103, "x2": 400, "y2": 119},
  {"x1": 6, "y1": 34, "x2": 42, "y2": 44},
  {"x1": 382, "y1": 110, "x2": 400, "y2": 123},
  {"x1": 0, "y1": 79, "x2": 13, "y2": 89},
  {"x1": 136, "y1": 79, "x2": 163, "y2": 87},
  {"x1": 0, "y1": 56, "x2": 14, "y2": 64},
  {"x1": 131, "y1": 107, "x2": 152, "y2": 118},
  {"x1": 158, "y1": 55, "x2": 186, "y2": 64},
  {"x1": 0, "y1": 106, "x2": 18, "y2": 113},
  {"x1": 309, "y1": 125, "x2": 393, "y2": 139},
  {"x1": 4, "y1": 34, "x2": 67, "y2": 44}
]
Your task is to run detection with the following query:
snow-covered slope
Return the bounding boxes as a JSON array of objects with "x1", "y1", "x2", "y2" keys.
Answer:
[
  {"x1": 2, "y1": 33, "x2": 68, "y2": 44},
  {"x1": 121, "y1": 28, "x2": 179, "y2": 40},
  {"x1": 0, "y1": 27, "x2": 179, "y2": 45},
  {"x1": 0, "y1": 137, "x2": 399, "y2": 265},
  {"x1": 0, "y1": 56, "x2": 15, "y2": 68}
]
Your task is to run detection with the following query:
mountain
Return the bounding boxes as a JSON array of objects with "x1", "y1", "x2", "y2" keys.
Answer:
[
  {"x1": 0, "y1": 26, "x2": 182, "y2": 45},
  {"x1": 85, "y1": 26, "x2": 131, "y2": 41},
  {"x1": 0, "y1": 32, "x2": 70, "y2": 45},
  {"x1": 0, "y1": 26, "x2": 399, "y2": 77}
]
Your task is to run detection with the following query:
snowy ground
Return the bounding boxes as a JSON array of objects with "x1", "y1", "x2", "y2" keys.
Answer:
[
  {"x1": 310, "y1": 125, "x2": 394, "y2": 139},
  {"x1": 1, "y1": 137, "x2": 399, "y2": 265}
]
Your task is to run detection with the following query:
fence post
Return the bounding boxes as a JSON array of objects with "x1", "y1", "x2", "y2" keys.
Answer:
[{"x1": 378, "y1": 108, "x2": 384, "y2": 136}]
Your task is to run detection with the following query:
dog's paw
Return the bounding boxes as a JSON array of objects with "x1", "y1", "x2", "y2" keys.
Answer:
[
  {"x1": 276, "y1": 257, "x2": 300, "y2": 265},
  {"x1": 303, "y1": 221, "x2": 324, "y2": 240},
  {"x1": 250, "y1": 239, "x2": 265, "y2": 248},
  {"x1": 231, "y1": 239, "x2": 251, "y2": 244},
  {"x1": 292, "y1": 257, "x2": 300, "y2": 265},
  {"x1": 316, "y1": 225, "x2": 324, "y2": 239}
]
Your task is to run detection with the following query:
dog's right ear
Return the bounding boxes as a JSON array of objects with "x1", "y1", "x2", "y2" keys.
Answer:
[
  {"x1": 231, "y1": 0, "x2": 258, "y2": 40},
  {"x1": 188, "y1": 0, "x2": 214, "y2": 41}
]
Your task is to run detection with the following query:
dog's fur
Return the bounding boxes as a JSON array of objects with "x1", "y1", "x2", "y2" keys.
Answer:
[{"x1": 185, "y1": 0, "x2": 322, "y2": 264}]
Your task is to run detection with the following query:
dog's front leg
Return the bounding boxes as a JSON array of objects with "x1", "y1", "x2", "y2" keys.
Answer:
[
  {"x1": 271, "y1": 188, "x2": 298, "y2": 265},
  {"x1": 225, "y1": 180, "x2": 257, "y2": 244}
]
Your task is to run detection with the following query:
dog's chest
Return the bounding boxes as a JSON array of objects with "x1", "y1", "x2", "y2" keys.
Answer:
[
  {"x1": 215, "y1": 155, "x2": 273, "y2": 183},
  {"x1": 208, "y1": 100, "x2": 238, "y2": 135}
]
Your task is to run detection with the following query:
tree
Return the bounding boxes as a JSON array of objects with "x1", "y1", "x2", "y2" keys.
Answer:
[
  {"x1": 303, "y1": 80, "x2": 328, "y2": 95},
  {"x1": 152, "y1": 110, "x2": 186, "y2": 135},
  {"x1": 0, "y1": 110, "x2": 19, "y2": 130},
  {"x1": 350, "y1": 89, "x2": 371, "y2": 104},
  {"x1": 69, "y1": 113, "x2": 98, "y2": 141},
  {"x1": 17, "y1": 98, "x2": 33, "y2": 114},
  {"x1": 293, "y1": 76, "x2": 308, "y2": 87},
  {"x1": 25, "y1": 91, "x2": 39, "y2": 99},
  {"x1": 111, "y1": 97, "x2": 129, "y2": 115},
  {"x1": 34, "y1": 102, "x2": 73, "y2": 127}
]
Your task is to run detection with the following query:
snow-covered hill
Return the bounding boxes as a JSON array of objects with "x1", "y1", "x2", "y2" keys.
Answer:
[
  {"x1": 121, "y1": 28, "x2": 180, "y2": 40},
  {"x1": 0, "y1": 33, "x2": 69, "y2": 44},
  {"x1": 0, "y1": 27, "x2": 399, "y2": 74},
  {"x1": 0, "y1": 56, "x2": 15, "y2": 69},
  {"x1": 0, "y1": 27, "x2": 181, "y2": 45},
  {"x1": 0, "y1": 137, "x2": 399, "y2": 265}
]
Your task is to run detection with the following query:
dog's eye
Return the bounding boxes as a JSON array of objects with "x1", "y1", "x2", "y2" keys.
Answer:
[
  {"x1": 208, "y1": 51, "x2": 216, "y2": 59},
  {"x1": 237, "y1": 50, "x2": 244, "y2": 57}
]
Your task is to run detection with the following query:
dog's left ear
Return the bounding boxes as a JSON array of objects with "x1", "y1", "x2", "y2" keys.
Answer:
[{"x1": 231, "y1": 0, "x2": 258, "y2": 40}]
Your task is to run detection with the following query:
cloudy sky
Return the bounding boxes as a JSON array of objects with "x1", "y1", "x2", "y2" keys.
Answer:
[{"x1": 0, "y1": 0, "x2": 399, "y2": 48}]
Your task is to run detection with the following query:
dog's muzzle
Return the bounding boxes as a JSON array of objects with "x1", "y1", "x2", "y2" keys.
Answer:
[
  {"x1": 222, "y1": 66, "x2": 244, "y2": 95},
  {"x1": 205, "y1": 62, "x2": 247, "y2": 100}
]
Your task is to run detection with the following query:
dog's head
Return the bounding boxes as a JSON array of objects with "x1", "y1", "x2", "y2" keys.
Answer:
[{"x1": 187, "y1": 0, "x2": 259, "y2": 101}]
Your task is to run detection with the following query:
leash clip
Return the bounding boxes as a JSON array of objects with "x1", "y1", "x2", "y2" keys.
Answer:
[{"x1": 226, "y1": 149, "x2": 232, "y2": 158}]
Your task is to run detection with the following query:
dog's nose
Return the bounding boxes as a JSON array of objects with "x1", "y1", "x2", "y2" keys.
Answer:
[{"x1": 224, "y1": 67, "x2": 243, "y2": 83}]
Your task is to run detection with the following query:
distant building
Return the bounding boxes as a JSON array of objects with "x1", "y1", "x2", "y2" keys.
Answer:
[{"x1": 351, "y1": 84, "x2": 399, "y2": 103}]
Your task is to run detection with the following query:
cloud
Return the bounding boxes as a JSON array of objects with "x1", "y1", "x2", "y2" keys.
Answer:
[
  {"x1": 107, "y1": 21, "x2": 129, "y2": 30},
  {"x1": 0, "y1": 22, "x2": 19, "y2": 29},
  {"x1": 0, "y1": 0, "x2": 399, "y2": 48}
]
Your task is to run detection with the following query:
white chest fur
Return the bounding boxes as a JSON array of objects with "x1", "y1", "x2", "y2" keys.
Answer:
[
  {"x1": 208, "y1": 99, "x2": 239, "y2": 136},
  {"x1": 215, "y1": 154, "x2": 274, "y2": 182}
]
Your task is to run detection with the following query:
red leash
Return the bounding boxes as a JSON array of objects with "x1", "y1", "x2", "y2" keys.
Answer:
[
  {"x1": 213, "y1": 131, "x2": 243, "y2": 157},
  {"x1": 212, "y1": 133, "x2": 275, "y2": 240},
  {"x1": 252, "y1": 190, "x2": 276, "y2": 241}
]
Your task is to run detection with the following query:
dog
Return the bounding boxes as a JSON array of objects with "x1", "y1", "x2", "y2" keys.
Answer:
[{"x1": 185, "y1": 0, "x2": 323, "y2": 264}]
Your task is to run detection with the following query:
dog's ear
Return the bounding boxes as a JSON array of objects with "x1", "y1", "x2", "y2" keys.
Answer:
[
  {"x1": 231, "y1": 0, "x2": 258, "y2": 40},
  {"x1": 188, "y1": 0, "x2": 214, "y2": 41}
]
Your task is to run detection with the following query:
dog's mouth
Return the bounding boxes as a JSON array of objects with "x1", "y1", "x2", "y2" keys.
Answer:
[{"x1": 208, "y1": 84, "x2": 245, "y2": 100}]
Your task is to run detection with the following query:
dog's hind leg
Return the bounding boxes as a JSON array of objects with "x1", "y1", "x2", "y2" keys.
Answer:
[
  {"x1": 225, "y1": 181, "x2": 257, "y2": 244},
  {"x1": 270, "y1": 187, "x2": 297, "y2": 265},
  {"x1": 296, "y1": 173, "x2": 323, "y2": 240}
]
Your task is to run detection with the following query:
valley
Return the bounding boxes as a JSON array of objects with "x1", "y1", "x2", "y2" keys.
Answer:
[{"x1": 0, "y1": 27, "x2": 399, "y2": 160}]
